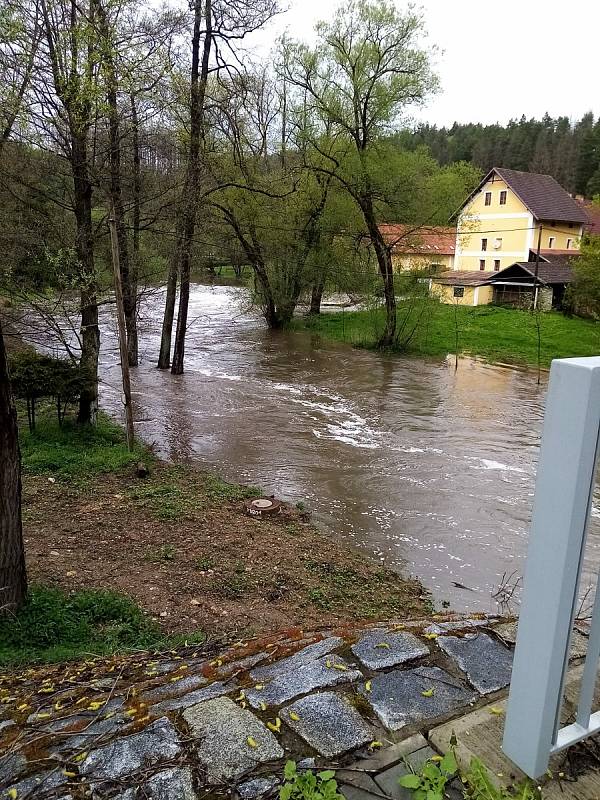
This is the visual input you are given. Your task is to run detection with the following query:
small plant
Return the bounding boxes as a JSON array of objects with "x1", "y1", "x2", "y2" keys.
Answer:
[
  {"x1": 196, "y1": 555, "x2": 214, "y2": 571},
  {"x1": 399, "y1": 752, "x2": 458, "y2": 800},
  {"x1": 280, "y1": 760, "x2": 344, "y2": 800},
  {"x1": 295, "y1": 501, "x2": 306, "y2": 512},
  {"x1": 463, "y1": 758, "x2": 540, "y2": 799},
  {"x1": 144, "y1": 544, "x2": 176, "y2": 562}
]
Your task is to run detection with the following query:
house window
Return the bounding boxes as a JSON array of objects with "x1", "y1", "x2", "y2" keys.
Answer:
[
  {"x1": 566, "y1": 238, "x2": 573, "y2": 249},
  {"x1": 479, "y1": 259, "x2": 486, "y2": 270},
  {"x1": 481, "y1": 238, "x2": 488, "y2": 251},
  {"x1": 548, "y1": 236, "x2": 555, "y2": 248},
  {"x1": 494, "y1": 237, "x2": 503, "y2": 249},
  {"x1": 484, "y1": 192, "x2": 492, "y2": 206},
  {"x1": 453, "y1": 286, "x2": 464, "y2": 298},
  {"x1": 494, "y1": 259, "x2": 500, "y2": 271},
  {"x1": 499, "y1": 190, "x2": 507, "y2": 205}
]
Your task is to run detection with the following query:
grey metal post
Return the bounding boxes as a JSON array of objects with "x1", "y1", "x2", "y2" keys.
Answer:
[{"x1": 503, "y1": 357, "x2": 600, "y2": 778}]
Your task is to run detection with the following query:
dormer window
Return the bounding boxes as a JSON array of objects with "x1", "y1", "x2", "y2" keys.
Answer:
[
  {"x1": 499, "y1": 190, "x2": 507, "y2": 205},
  {"x1": 484, "y1": 192, "x2": 492, "y2": 206},
  {"x1": 548, "y1": 236, "x2": 555, "y2": 249}
]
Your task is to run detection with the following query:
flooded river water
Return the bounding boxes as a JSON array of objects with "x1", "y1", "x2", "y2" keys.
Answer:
[{"x1": 98, "y1": 283, "x2": 600, "y2": 612}]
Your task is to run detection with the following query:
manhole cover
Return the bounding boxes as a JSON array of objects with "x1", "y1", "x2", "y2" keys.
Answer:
[{"x1": 245, "y1": 497, "x2": 281, "y2": 517}]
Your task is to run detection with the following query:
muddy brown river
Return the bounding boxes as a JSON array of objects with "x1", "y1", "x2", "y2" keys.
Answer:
[{"x1": 97, "y1": 283, "x2": 600, "y2": 612}]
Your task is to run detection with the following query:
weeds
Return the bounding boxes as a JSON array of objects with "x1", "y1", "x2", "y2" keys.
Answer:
[
  {"x1": 0, "y1": 586, "x2": 176, "y2": 665},
  {"x1": 280, "y1": 761, "x2": 343, "y2": 800},
  {"x1": 144, "y1": 544, "x2": 176, "y2": 563}
]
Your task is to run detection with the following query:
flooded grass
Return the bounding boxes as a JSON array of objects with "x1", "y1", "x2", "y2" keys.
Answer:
[{"x1": 293, "y1": 303, "x2": 600, "y2": 368}]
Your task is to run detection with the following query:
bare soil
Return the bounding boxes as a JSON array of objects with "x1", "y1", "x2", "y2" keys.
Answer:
[{"x1": 22, "y1": 461, "x2": 427, "y2": 640}]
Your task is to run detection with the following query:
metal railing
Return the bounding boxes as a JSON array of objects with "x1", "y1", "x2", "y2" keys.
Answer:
[{"x1": 503, "y1": 356, "x2": 600, "y2": 778}]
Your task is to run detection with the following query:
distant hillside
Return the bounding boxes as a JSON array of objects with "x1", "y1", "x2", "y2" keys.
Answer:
[{"x1": 393, "y1": 113, "x2": 600, "y2": 198}]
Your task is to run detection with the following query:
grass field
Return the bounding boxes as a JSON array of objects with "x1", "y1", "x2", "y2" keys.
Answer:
[{"x1": 292, "y1": 302, "x2": 600, "y2": 368}]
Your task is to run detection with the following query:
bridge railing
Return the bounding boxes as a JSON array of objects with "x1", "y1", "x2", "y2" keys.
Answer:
[{"x1": 503, "y1": 356, "x2": 600, "y2": 778}]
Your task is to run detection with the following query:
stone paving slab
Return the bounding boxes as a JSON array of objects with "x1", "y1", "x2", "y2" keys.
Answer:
[
  {"x1": 141, "y1": 673, "x2": 209, "y2": 704},
  {"x1": 338, "y1": 769, "x2": 382, "y2": 800},
  {"x1": 80, "y1": 717, "x2": 182, "y2": 782},
  {"x1": 282, "y1": 692, "x2": 372, "y2": 757},
  {"x1": 151, "y1": 680, "x2": 233, "y2": 714},
  {"x1": 51, "y1": 714, "x2": 132, "y2": 755},
  {"x1": 360, "y1": 666, "x2": 477, "y2": 730},
  {"x1": 374, "y1": 745, "x2": 436, "y2": 800},
  {"x1": 351, "y1": 629, "x2": 429, "y2": 671},
  {"x1": 494, "y1": 621, "x2": 589, "y2": 659},
  {"x1": 250, "y1": 638, "x2": 343, "y2": 681},
  {"x1": 117, "y1": 768, "x2": 197, "y2": 800},
  {"x1": 246, "y1": 656, "x2": 362, "y2": 709},
  {"x1": 437, "y1": 633, "x2": 513, "y2": 694},
  {"x1": 183, "y1": 697, "x2": 284, "y2": 783},
  {"x1": 349, "y1": 733, "x2": 429, "y2": 772},
  {"x1": 424, "y1": 618, "x2": 489, "y2": 635},
  {"x1": 0, "y1": 753, "x2": 26, "y2": 787},
  {"x1": 1, "y1": 768, "x2": 68, "y2": 800},
  {"x1": 237, "y1": 776, "x2": 280, "y2": 799}
]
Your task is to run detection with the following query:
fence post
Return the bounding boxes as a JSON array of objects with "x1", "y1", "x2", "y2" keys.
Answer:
[{"x1": 502, "y1": 356, "x2": 600, "y2": 778}]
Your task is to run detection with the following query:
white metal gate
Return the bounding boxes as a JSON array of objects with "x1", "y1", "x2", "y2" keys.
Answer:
[{"x1": 503, "y1": 356, "x2": 600, "y2": 778}]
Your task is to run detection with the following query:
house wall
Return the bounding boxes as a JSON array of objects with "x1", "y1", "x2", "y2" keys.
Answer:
[
  {"x1": 431, "y1": 282, "x2": 494, "y2": 306},
  {"x1": 455, "y1": 176, "x2": 534, "y2": 272},
  {"x1": 534, "y1": 221, "x2": 583, "y2": 251},
  {"x1": 392, "y1": 253, "x2": 454, "y2": 273}
]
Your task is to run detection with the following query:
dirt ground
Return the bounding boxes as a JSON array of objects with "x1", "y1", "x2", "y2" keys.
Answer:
[{"x1": 22, "y1": 461, "x2": 428, "y2": 640}]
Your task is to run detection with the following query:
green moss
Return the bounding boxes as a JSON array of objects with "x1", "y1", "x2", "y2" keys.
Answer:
[{"x1": 292, "y1": 303, "x2": 600, "y2": 369}]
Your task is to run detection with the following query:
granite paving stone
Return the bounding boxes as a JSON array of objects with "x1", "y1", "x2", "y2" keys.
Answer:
[
  {"x1": 424, "y1": 619, "x2": 489, "y2": 635},
  {"x1": 360, "y1": 666, "x2": 477, "y2": 730},
  {"x1": 141, "y1": 674, "x2": 209, "y2": 704},
  {"x1": 0, "y1": 753, "x2": 26, "y2": 787},
  {"x1": 219, "y1": 653, "x2": 270, "y2": 678},
  {"x1": 183, "y1": 697, "x2": 284, "y2": 783},
  {"x1": 80, "y1": 717, "x2": 182, "y2": 781},
  {"x1": 115, "y1": 770, "x2": 196, "y2": 800},
  {"x1": 0, "y1": 721, "x2": 15, "y2": 735},
  {"x1": 1, "y1": 769, "x2": 68, "y2": 800},
  {"x1": 250, "y1": 638, "x2": 343, "y2": 681},
  {"x1": 51, "y1": 714, "x2": 132, "y2": 754},
  {"x1": 247, "y1": 655, "x2": 361, "y2": 709},
  {"x1": 437, "y1": 633, "x2": 513, "y2": 694},
  {"x1": 237, "y1": 776, "x2": 280, "y2": 798},
  {"x1": 281, "y1": 692, "x2": 372, "y2": 757},
  {"x1": 151, "y1": 680, "x2": 234, "y2": 714},
  {"x1": 494, "y1": 622, "x2": 588, "y2": 659},
  {"x1": 351, "y1": 628, "x2": 429, "y2": 670}
]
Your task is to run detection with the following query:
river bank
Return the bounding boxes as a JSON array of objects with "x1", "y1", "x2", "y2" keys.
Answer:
[
  {"x1": 9, "y1": 414, "x2": 427, "y2": 663},
  {"x1": 291, "y1": 302, "x2": 600, "y2": 368}
]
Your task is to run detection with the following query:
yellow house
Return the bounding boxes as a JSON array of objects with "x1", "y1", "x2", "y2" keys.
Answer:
[{"x1": 431, "y1": 167, "x2": 588, "y2": 305}]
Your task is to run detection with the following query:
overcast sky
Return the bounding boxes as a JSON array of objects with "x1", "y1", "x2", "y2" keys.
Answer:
[{"x1": 249, "y1": 0, "x2": 599, "y2": 128}]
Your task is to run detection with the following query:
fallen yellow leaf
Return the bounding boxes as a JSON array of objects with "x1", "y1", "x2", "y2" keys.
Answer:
[
  {"x1": 87, "y1": 702, "x2": 103, "y2": 712},
  {"x1": 421, "y1": 688, "x2": 435, "y2": 697},
  {"x1": 7, "y1": 788, "x2": 17, "y2": 799},
  {"x1": 332, "y1": 663, "x2": 348, "y2": 672},
  {"x1": 254, "y1": 684, "x2": 264, "y2": 690},
  {"x1": 290, "y1": 711, "x2": 301, "y2": 721},
  {"x1": 375, "y1": 642, "x2": 390, "y2": 650},
  {"x1": 365, "y1": 680, "x2": 372, "y2": 693},
  {"x1": 259, "y1": 701, "x2": 267, "y2": 711},
  {"x1": 369, "y1": 741, "x2": 383, "y2": 749},
  {"x1": 489, "y1": 706, "x2": 504, "y2": 715},
  {"x1": 247, "y1": 736, "x2": 258, "y2": 749},
  {"x1": 424, "y1": 633, "x2": 438, "y2": 640}
]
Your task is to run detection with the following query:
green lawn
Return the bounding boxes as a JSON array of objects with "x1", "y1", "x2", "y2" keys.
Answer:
[{"x1": 292, "y1": 302, "x2": 600, "y2": 368}]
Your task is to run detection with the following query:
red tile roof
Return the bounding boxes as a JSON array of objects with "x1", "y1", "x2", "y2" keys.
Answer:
[{"x1": 379, "y1": 224, "x2": 456, "y2": 256}]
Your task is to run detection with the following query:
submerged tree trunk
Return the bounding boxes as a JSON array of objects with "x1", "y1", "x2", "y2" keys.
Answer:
[
  {"x1": 0, "y1": 319, "x2": 27, "y2": 613},
  {"x1": 171, "y1": 0, "x2": 212, "y2": 375}
]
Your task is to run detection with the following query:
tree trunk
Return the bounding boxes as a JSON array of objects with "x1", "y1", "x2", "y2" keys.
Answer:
[
  {"x1": 94, "y1": 0, "x2": 138, "y2": 366},
  {"x1": 158, "y1": 258, "x2": 178, "y2": 369},
  {"x1": 0, "y1": 319, "x2": 27, "y2": 613},
  {"x1": 130, "y1": 93, "x2": 141, "y2": 364},
  {"x1": 171, "y1": 0, "x2": 212, "y2": 375},
  {"x1": 361, "y1": 196, "x2": 396, "y2": 347},
  {"x1": 309, "y1": 279, "x2": 325, "y2": 314},
  {"x1": 71, "y1": 128, "x2": 100, "y2": 424}
]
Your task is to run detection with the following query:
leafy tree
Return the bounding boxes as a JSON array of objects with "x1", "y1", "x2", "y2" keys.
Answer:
[
  {"x1": 565, "y1": 233, "x2": 600, "y2": 317},
  {"x1": 286, "y1": 0, "x2": 438, "y2": 346}
]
